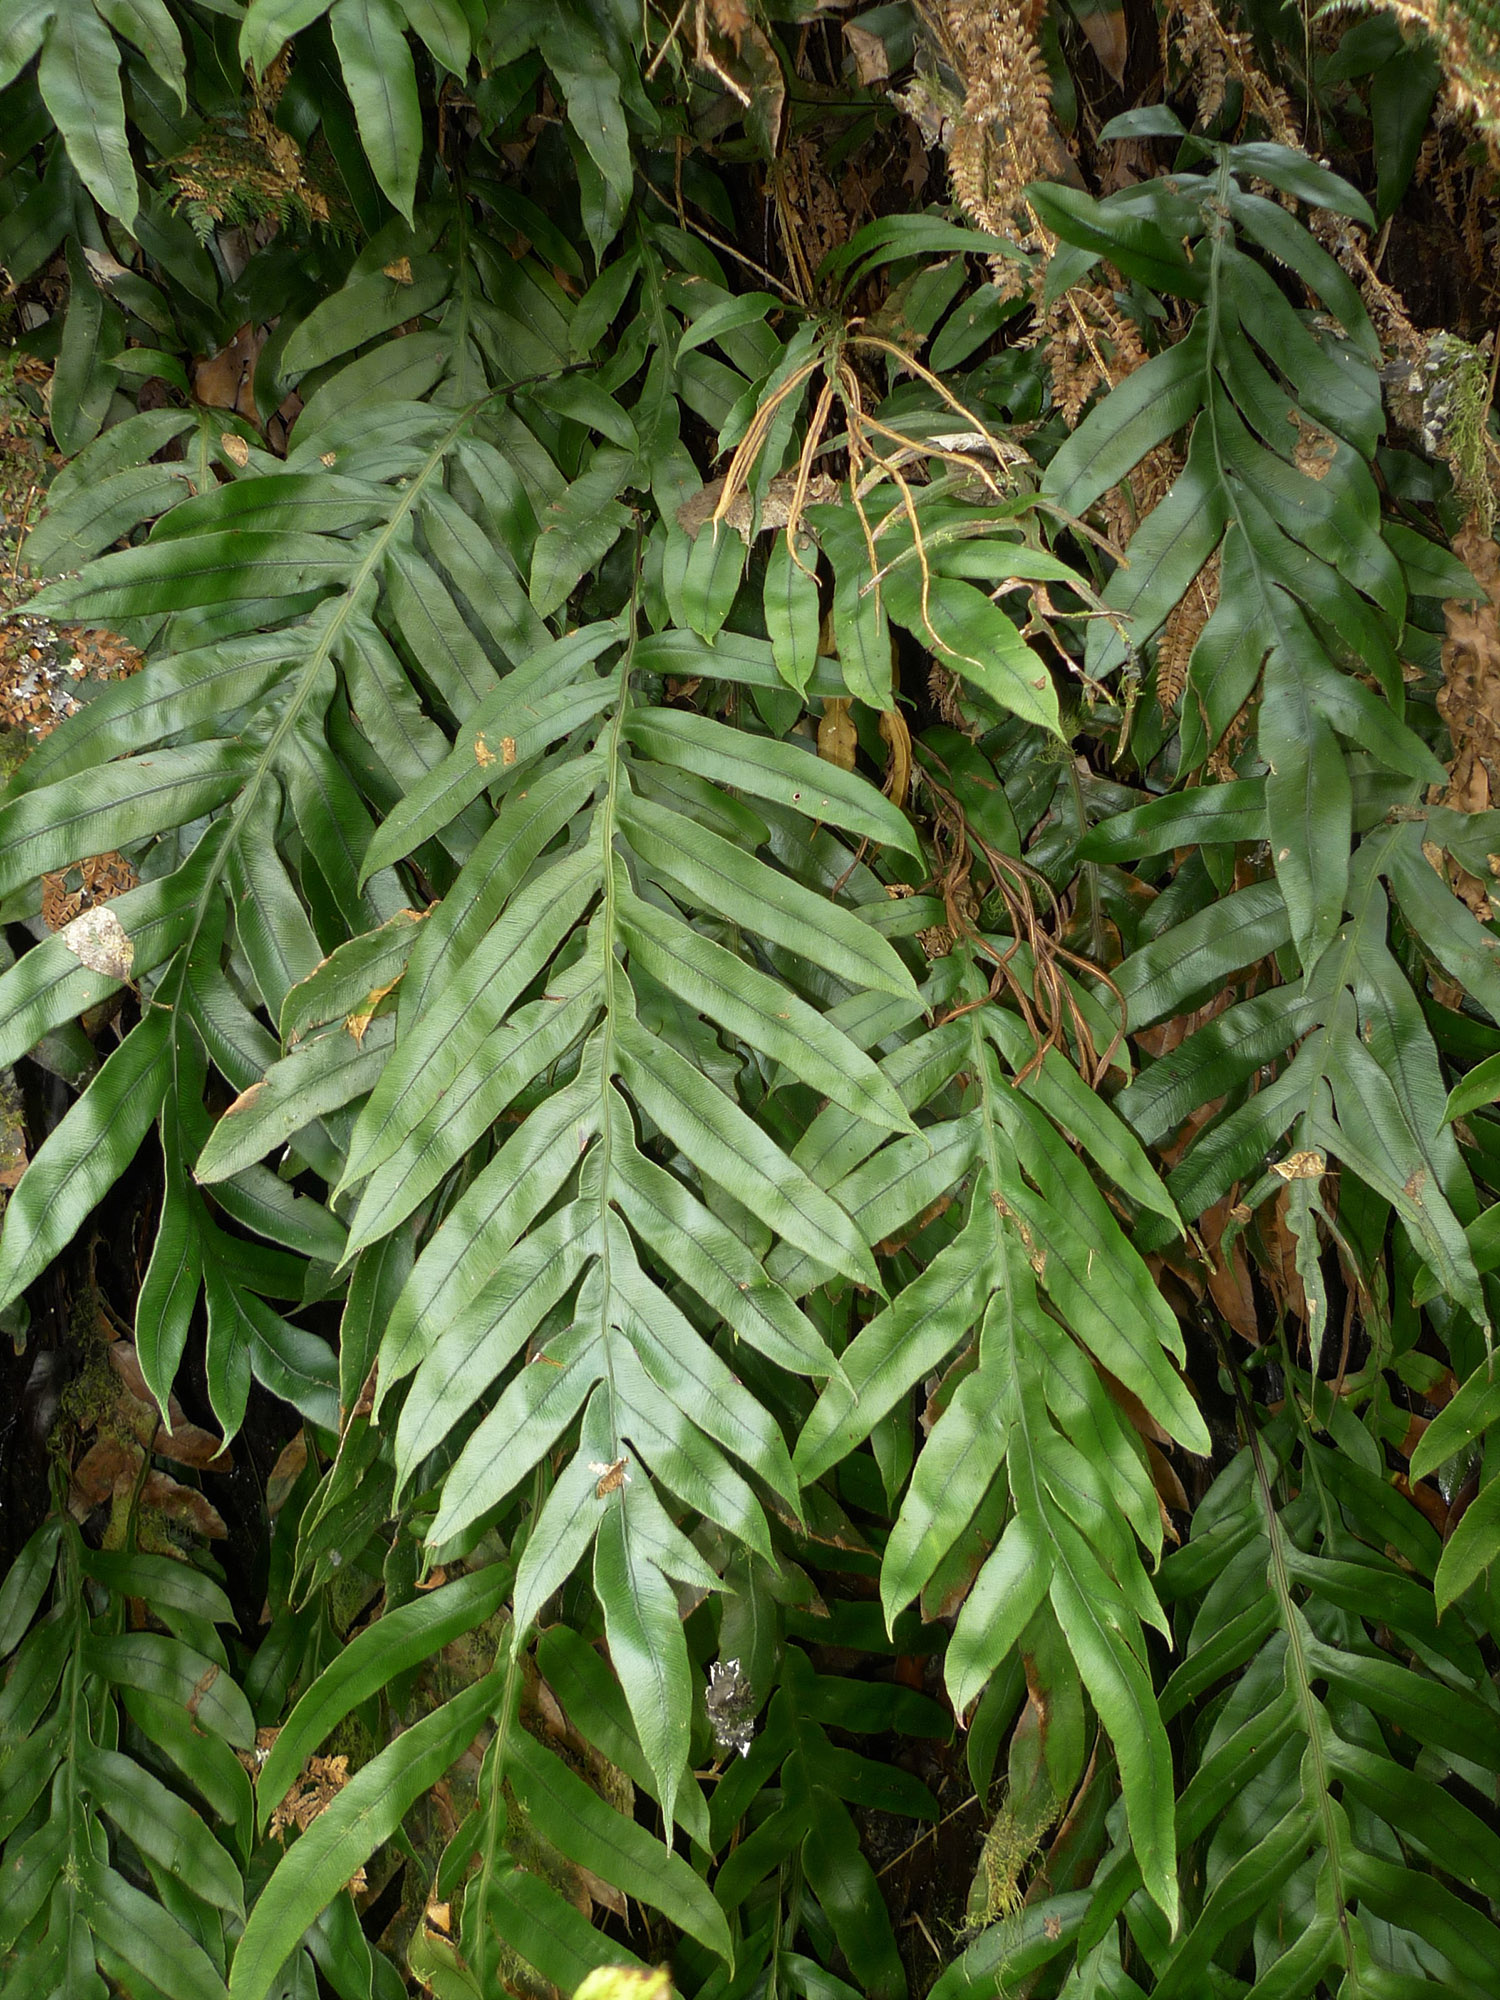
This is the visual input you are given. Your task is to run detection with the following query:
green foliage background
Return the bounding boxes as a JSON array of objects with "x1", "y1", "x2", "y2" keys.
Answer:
[{"x1": 2, "y1": 2, "x2": 1500, "y2": 1997}]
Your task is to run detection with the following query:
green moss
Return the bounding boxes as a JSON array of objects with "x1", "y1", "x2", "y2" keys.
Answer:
[
  {"x1": 48, "y1": 1292, "x2": 117, "y2": 1455},
  {"x1": 324, "y1": 1708, "x2": 380, "y2": 1775},
  {"x1": 1418, "y1": 332, "x2": 1495, "y2": 532}
]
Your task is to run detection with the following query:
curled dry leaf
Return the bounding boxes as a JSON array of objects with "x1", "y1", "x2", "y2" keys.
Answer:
[
  {"x1": 195, "y1": 322, "x2": 265, "y2": 414},
  {"x1": 879, "y1": 705, "x2": 912, "y2": 807}
]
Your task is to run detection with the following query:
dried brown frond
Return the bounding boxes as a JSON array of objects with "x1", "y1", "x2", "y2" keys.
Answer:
[
  {"x1": 1044, "y1": 281, "x2": 1147, "y2": 428},
  {"x1": 769, "y1": 137, "x2": 851, "y2": 296},
  {"x1": 1167, "y1": 0, "x2": 1229, "y2": 126},
  {"x1": 704, "y1": 318, "x2": 1029, "y2": 644},
  {"x1": 1099, "y1": 441, "x2": 1183, "y2": 558},
  {"x1": 1164, "y1": 0, "x2": 1299, "y2": 142},
  {"x1": 1311, "y1": 208, "x2": 1423, "y2": 362},
  {"x1": 905, "y1": 0, "x2": 1056, "y2": 288},
  {"x1": 1157, "y1": 549, "x2": 1220, "y2": 715}
]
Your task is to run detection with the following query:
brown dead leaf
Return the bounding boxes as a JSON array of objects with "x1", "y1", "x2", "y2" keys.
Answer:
[
  {"x1": 106, "y1": 1342, "x2": 232, "y2": 1469},
  {"x1": 1263, "y1": 1190, "x2": 1308, "y2": 1324},
  {"x1": 695, "y1": 10, "x2": 784, "y2": 154},
  {"x1": 384, "y1": 256, "x2": 414, "y2": 284},
  {"x1": 1393, "y1": 1470, "x2": 1449, "y2": 1537},
  {"x1": 1398, "y1": 1411, "x2": 1429, "y2": 1463},
  {"x1": 142, "y1": 1472, "x2": 228, "y2": 1538},
  {"x1": 878, "y1": 706, "x2": 912, "y2": 808},
  {"x1": 818, "y1": 696, "x2": 858, "y2": 772},
  {"x1": 1145, "y1": 1442, "x2": 1187, "y2": 1535},
  {"x1": 1098, "y1": 1367, "x2": 1173, "y2": 1446},
  {"x1": 43, "y1": 851, "x2": 139, "y2": 938},
  {"x1": 577, "y1": 1864, "x2": 629, "y2": 1920},
  {"x1": 1077, "y1": 2, "x2": 1128, "y2": 82},
  {"x1": 845, "y1": 20, "x2": 890, "y2": 83},
  {"x1": 195, "y1": 323, "x2": 265, "y2": 418},
  {"x1": 70, "y1": 1434, "x2": 142, "y2": 1513},
  {"x1": 69, "y1": 1435, "x2": 229, "y2": 1536},
  {"x1": 531, "y1": 1675, "x2": 574, "y2": 1748},
  {"x1": 1202, "y1": 1198, "x2": 1259, "y2": 1342},
  {"x1": 267, "y1": 1434, "x2": 307, "y2": 1515}
]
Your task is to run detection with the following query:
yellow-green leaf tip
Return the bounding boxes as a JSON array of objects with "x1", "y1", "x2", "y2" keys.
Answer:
[{"x1": 574, "y1": 1969, "x2": 675, "y2": 2000}]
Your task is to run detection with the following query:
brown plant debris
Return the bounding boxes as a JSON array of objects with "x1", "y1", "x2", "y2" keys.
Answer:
[
  {"x1": 1438, "y1": 523, "x2": 1500, "y2": 815},
  {"x1": 268, "y1": 1754, "x2": 366, "y2": 1889},
  {"x1": 0, "y1": 617, "x2": 141, "y2": 744},
  {"x1": 1157, "y1": 549, "x2": 1221, "y2": 715},
  {"x1": 0, "y1": 1067, "x2": 25, "y2": 1191}
]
